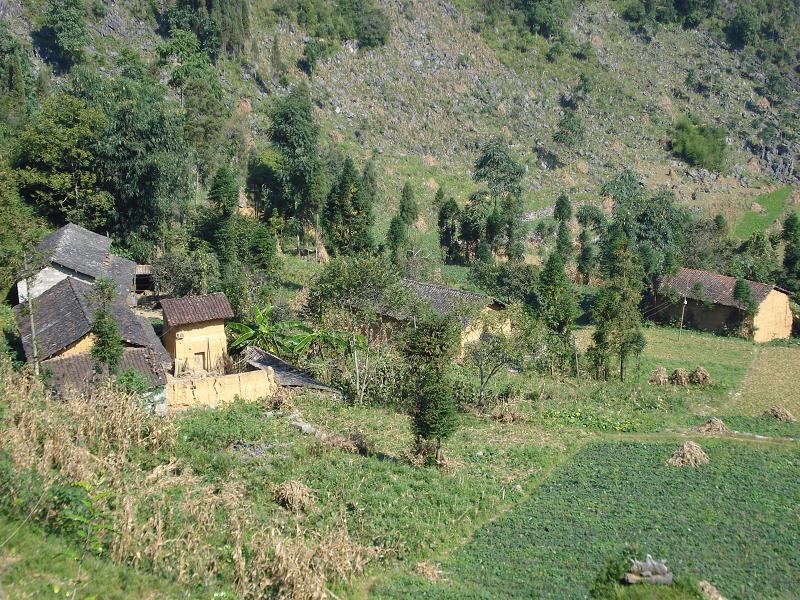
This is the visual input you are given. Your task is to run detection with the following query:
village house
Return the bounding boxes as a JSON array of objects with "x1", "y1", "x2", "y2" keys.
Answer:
[
  {"x1": 160, "y1": 292, "x2": 234, "y2": 375},
  {"x1": 16, "y1": 223, "x2": 137, "y2": 306},
  {"x1": 655, "y1": 267, "x2": 793, "y2": 343},
  {"x1": 13, "y1": 277, "x2": 171, "y2": 396},
  {"x1": 159, "y1": 292, "x2": 276, "y2": 410},
  {"x1": 372, "y1": 279, "x2": 508, "y2": 350}
]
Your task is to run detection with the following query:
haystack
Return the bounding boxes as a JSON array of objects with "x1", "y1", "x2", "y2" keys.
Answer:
[
  {"x1": 693, "y1": 417, "x2": 730, "y2": 434},
  {"x1": 273, "y1": 480, "x2": 315, "y2": 511},
  {"x1": 689, "y1": 367, "x2": 713, "y2": 385},
  {"x1": 698, "y1": 581, "x2": 727, "y2": 600},
  {"x1": 648, "y1": 367, "x2": 668, "y2": 386},
  {"x1": 666, "y1": 441, "x2": 709, "y2": 467},
  {"x1": 669, "y1": 368, "x2": 689, "y2": 386},
  {"x1": 762, "y1": 405, "x2": 797, "y2": 422}
]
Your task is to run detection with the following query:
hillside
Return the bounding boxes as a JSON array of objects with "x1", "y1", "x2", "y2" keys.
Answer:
[{"x1": 2, "y1": 0, "x2": 798, "y2": 245}]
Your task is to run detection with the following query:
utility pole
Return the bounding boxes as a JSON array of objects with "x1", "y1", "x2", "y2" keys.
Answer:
[
  {"x1": 23, "y1": 253, "x2": 40, "y2": 376},
  {"x1": 572, "y1": 334, "x2": 580, "y2": 378},
  {"x1": 678, "y1": 297, "x2": 687, "y2": 339}
]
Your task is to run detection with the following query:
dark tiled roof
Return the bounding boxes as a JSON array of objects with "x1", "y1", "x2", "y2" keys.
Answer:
[
  {"x1": 107, "y1": 255, "x2": 137, "y2": 293},
  {"x1": 244, "y1": 347, "x2": 338, "y2": 393},
  {"x1": 659, "y1": 268, "x2": 787, "y2": 310},
  {"x1": 14, "y1": 278, "x2": 167, "y2": 361},
  {"x1": 402, "y1": 279, "x2": 498, "y2": 317},
  {"x1": 37, "y1": 223, "x2": 111, "y2": 278},
  {"x1": 161, "y1": 292, "x2": 234, "y2": 327},
  {"x1": 42, "y1": 347, "x2": 167, "y2": 396},
  {"x1": 36, "y1": 224, "x2": 134, "y2": 294}
]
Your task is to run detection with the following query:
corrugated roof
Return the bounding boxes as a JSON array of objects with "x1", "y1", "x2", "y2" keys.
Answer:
[
  {"x1": 659, "y1": 267, "x2": 787, "y2": 310},
  {"x1": 160, "y1": 292, "x2": 234, "y2": 327},
  {"x1": 244, "y1": 347, "x2": 338, "y2": 393},
  {"x1": 42, "y1": 347, "x2": 167, "y2": 396},
  {"x1": 14, "y1": 278, "x2": 168, "y2": 362},
  {"x1": 35, "y1": 224, "x2": 134, "y2": 294}
]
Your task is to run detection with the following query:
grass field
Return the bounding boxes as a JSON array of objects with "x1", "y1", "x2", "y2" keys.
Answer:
[
  {"x1": 734, "y1": 345, "x2": 800, "y2": 418},
  {"x1": 373, "y1": 440, "x2": 800, "y2": 599},
  {"x1": 733, "y1": 187, "x2": 794, "y2": 239}
]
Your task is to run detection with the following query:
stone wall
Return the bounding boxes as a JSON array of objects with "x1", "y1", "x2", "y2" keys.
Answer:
[{"x1": 165, "y1": 368, "x2": 276, "y2": 411}]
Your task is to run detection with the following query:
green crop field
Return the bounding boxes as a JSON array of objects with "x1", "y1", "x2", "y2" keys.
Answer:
[
  {"x1": 374, "y1": 440, "x2": 800, "y2": 599},
  {"x1": 734, "y1": 187, "x2": 794, "y2": 239}
]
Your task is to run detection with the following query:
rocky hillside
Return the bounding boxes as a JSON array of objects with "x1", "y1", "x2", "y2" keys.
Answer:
[{"x1": 2, "y1": 0, "x2": 797, "y2": 240}]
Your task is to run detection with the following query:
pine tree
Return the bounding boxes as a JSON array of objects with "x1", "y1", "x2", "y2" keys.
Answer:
[
  {"x1": 556, "y1": 221, "x2": 573, "y2": 259},
  {"x1": 589, "y1": 238, "x2": 645, "y2": 381},
  {"x1": 434, "y1": 187, "x2": 445, "y2": 207},
  {"x1": 324, "y1": 157, "x2": 374, "y2": 255},
  {"x1": 438, "y1": 197, "x2": 460, "y2": 264},
  {"x1": 399, "y1": 181, "x2": 419, "y2": 225},
  {"x1": 537, "y1": 253, "x2": 579, "y2": 334},
  {"x1": 386, "y1": 214, "x2": 409, "y2": 263},
  {"x1": 208, "y1": 165, "x2": 239, "y2": 217}
]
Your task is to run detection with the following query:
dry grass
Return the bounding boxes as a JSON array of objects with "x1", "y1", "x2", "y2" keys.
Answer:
[
  {"x1": 273, "y1": 480, "x2": 316, "y2": 512},
  {"x1": 414, "y1": 560, "x2": 444, "y2": 582},
  {"x1": 0, "y1": 360, "x2": 369, "y2": 598},
  {"x1": 762, "y1": 405, "x2": 797, "y2": 422},
  {"x1": 738, "y1": 346, "x2": 800, "y2": 417},
  {"x1": 666, "y1": 441, "x2": 710, "y2": 467},
  {"x1": 693, "y1": 418, "x2": 731, "y2": 435}
]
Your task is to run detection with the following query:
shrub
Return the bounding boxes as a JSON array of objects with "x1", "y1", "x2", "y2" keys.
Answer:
[{"x1": 671, "y1": 116, "x2": 727, "y2": 171}]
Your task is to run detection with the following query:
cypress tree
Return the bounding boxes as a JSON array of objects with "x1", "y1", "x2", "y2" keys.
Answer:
[
  {"x1": 324, "y1": 157, "x2": 374, "y2": 255},
  {"x1": 438, "y1": 197, "x2": 461, "y2": 264},
  {"x1": 399, "y1": 181, "x2": 419, "y2": 225},
  {"x1": 537, "y1": 253, "x2": 579, "y2": 334}
]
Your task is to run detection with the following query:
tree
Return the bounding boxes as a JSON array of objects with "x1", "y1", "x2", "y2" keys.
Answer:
[
  {"x1": 386, "y1": 214, "x2": 409, "y2": 263},
  {"x1": 556, "y1": 221, "x2": 573, "y2": 259},
  {"x1": 463, "y1": 311, "x2": 521, "y2": 410},
  {"x1": 399, "y1": 181, "x2": 419, "y2": 225},
  {"x1": 475, "y1": 137, "x2": 524, "y2": 206},
  {"x1": 44, "y1": 0, "x2": 88, "y2": 67},
  {"x1": 89, "y1": 277, "x2": 123, "y2": 376},
  {"x1": 306, "y1": 255, "x2": 414, "y2": 404},
  {"x1": 536, "y1": 253, "x2": 579, "y2": 335},
  {"x1": 671, "y1": 115, "x2": 727, "y2": 171},
  {"x1": 208, "y1": 165, "x2": 239, "y2": 217},
  {"x1": 589, "y1": 237, "x2": 645, "y2": 381},
  {"x1": 438, "y1": 197, "x2": 461, "y2": 264},
  {"x1": 324, "y1": 157, "x2": 374, "y2": 255},
  {"x1": 727, "y1": 4, "x2": 760, "y2": 48},
  {"x1": 554, "y1": 192, "x2": 572, "y2": 223},
  {"x1": 781, "y1": 212, "x2": 800, "y2": 292},
  {"x1": 577, "y1": 228, "x2": 597, "y2": 284},
  {"x1": 152, "y1": 247, "x2": 220, "y2": 297},
  {"x1": 14, "y1": 93, "x2": 113, "y2": 230},
  {"x1": 400, "y1": 314, "x2": 460, "y2": 463}
]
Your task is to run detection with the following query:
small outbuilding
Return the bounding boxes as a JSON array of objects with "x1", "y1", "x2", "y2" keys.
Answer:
[
  {"x1": 655, "y1": 267, "x2": 793, "y2": 343},
  {"x1": 160, "y1": 292, "x2": 235, "y2": 375}
]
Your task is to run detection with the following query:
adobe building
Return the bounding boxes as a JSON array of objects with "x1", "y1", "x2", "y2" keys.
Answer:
[
  {"x1": 17, "y1": 223, "x2": 137, "y2": 306},
  {"x1": 655, "y1": 267, "x2": 793, "y2": 343},
  {"x1": 160, "y1": 292, "x2": 234, "y2": 375},
  {"x1": 13, "y1": 278, "x2": 170, "y2": 396},
  {"x1": 160, "y1": 292, "x2": 276, "y2": 410}
]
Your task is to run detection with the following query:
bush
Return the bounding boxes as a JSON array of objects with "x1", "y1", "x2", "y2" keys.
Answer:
[{"x1": 671, "y1": 116, "x2": 727, "y2": 171}]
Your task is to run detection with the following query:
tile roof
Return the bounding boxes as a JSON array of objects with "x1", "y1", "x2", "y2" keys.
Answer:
[
  {"x1": 14, "y1": 278, "x2": 168, "y2": 362},
  {"x1": 244, "y1": 347, "x2": 339, "y2": 393},
  {"x1": 35, "y1": 224, "x2": 135, "y2": 294},
  {"x1": 42, "y1": 347, "x2": 167, "y2": 396},
  {"x1": 402, "y1": 279, "x2": 499, "y2": 317},
  {"x1": 659, "y1": 267, "x2": 787, "y2": 310},
  {"x1": 160, "y1": 292, "x2": 234, "y2": 327}
]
